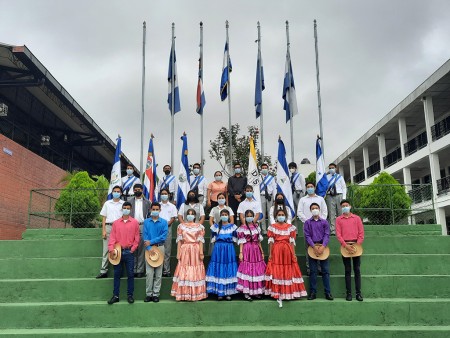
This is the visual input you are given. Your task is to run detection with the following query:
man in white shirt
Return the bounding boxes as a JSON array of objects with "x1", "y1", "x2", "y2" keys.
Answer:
[
  {"x1": 259, "y1": 163, "x2": 276, "y2": 231},
  {"x1": 297, "y1": 182, "x2": 328, "y2": 223},
  {"x1": 129, "y1": 184, "x2": 151, "y2": 278},
  {"x1": 122, "y1": 164, "x2": 142, "y2": 200},
  {"x1": 158, "y1": 164, "x2": 177, "y2": 202},
  {"x1": 190, "y1": 163, "x2": 208, "y2": 207},
  {"x1": 325, "y1": 163, "x2": 347, "y2": 235},
  {"x1": 159, "y1": 188, "x2": 178, "y2": 277},
  {"x1": 288, "y1": 162, "x2": 306, "y2": 214},
  {"x1": 96, "y1": 185, "x2": 125, "y2": 279},
  {"x1": 237, "y1": 185, "x2": 262, "y2": 225}
]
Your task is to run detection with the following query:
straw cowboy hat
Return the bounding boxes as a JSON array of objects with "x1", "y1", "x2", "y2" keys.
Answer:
[
  {"x1": 145, "y1": 245, "x2": 164, "y2": 268},
  {"x1": 108, "y1": 243, "x2": 122, "y2": 265},
  {"x1": 307, "y1": 244, "x2": 330, "y2": 260},
  {"x1": 340, "y1": 242, "x2": 363, "y2": 258}
]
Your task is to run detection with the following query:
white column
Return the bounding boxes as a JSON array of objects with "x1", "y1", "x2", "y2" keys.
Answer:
[
  {"x1": 422, "y1": 95, "x2": 435, "y2": 145},
  {"x1": 348, "y1": 157, "x2": 356, "y2": 184},
  {"x1": 377, "y1": 133, "x2": 386, "y2": 171},
  {"x1": 363, "y1": 146, "x2": 369, "y2": 180},
  {"x1": 339, "y1": 165, "x2": 346, "y2": 181},
  {"x1": 429, "y1": 153, "x2": 441, "y2": 198},
  {"x1": 435, "y1": 207, "x2": 447, "y2": 235},
  {"x1": 403, "y1": 167, "x2": 412, "y2": 186},
  {"x1": 398, "y1": 117, "x2": 407, "y2": 159}
]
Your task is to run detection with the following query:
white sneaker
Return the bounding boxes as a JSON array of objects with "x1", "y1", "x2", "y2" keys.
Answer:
[{"x1": 277, "y1": 299, "x2": 283, "y2": 308}]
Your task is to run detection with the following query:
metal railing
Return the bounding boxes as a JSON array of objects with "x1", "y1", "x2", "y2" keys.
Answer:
[
  {"x1": 404, "y1": 131, "x2": 428, "y2": 157},
  {"x1": 431, "y1": 116, "x2": 450, "y2": 141},
  {"x1": 366, "y1": 161, "x2": 381, "y2": 178},
  {"x1": 437, "y1": 176, "x2": 450, "y2": 195},
  {"x1": 383, "y1": 147, "x2": 402, "y2": 168},
  {"x1": 353, "y1": 171, "x2": 365, "y2": 184}
]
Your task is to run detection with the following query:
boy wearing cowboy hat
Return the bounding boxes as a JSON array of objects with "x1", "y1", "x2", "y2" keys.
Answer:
[
  {"x1": 143, "y1": 202, "x2": 168, "y2": 303},
  {"x1": 107, "y1": 201, "x2": 140, "y2": 305}
]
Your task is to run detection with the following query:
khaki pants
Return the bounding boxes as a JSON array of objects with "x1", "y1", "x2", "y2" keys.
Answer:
[
  {"x1": 326, "y1": 194, "x2": 343, "y2": 234},
  {"x1": 145, "y1": 245, "x2": 164, "y2": 297},
  {"x1": 260, "y1": 194, "x2": 272, "y2": 231},
  {"x1": 134, "y1": 223, "x2": 145, "y2": 274},
  {"x1": 163, "y1": 225, "x2": 172, "y2": 275},
  {"x1": 100, "y1": 224, "x2": 112, "y2": 274}
]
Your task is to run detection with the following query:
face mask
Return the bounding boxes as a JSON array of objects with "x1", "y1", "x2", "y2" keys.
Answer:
[
  {"x1": 261, "y1": 169, "x2": 268, "y2": 175},
  {"x1": 151, "y1": 211, "x2": 159, "y2": 217},
  {"x1": 329, "y1": 168, "x2": 336, "y2": 175},
  {"x1": 126, "y1": 169, "x2": 133, "y2": 176},
  {"x1": 122, "y1": 209, "x2": 131, "y2": 216},
  {"x1": 188, "y1": 196, "x2": 196, "y2": 202},
  {"x1": 306, "y1": 187, "x2": 315, "y2": 195},
  {"x1": 277, "y1": 216, "x2": 286, "y2": 223},
  {"x1": 220, "y1": 215, "x2": 229, "y2": 222},
  {"x1": 215, "y1": 176, "x2": 222, "y2": 181},
  {"x1": 276, "y1": 198, "x2": 284, "y2": 204},
  {"x1": 342, "y1": 206, "x2": 351, "y2": 213},
  {"x1": 193, "y1": 168, "x2": 200, "y2": 175},
  {"x1": 234, "y1": 168, "x2": 241, "y2": 174},
  {"x1": 160, "y1": 194, "x2": 169, "y2": 201},
  {"x1": 134, "y1": 191, "x2": 142, "y2": 197},
  {"x1": 289, "y1": 168, "x2": 296, "y2": 174},
  {"x1": 245, "y1": 216, "x2": 254, "y2": 223},
  {"x1": 112, "y1": 192, "x2": 121, "y2": 199},
  {"x1": 218, "y1": 199, "x2": 226, "y2": 205},
  {"x1": 245, "y1": 192, "x2": 253, "y2": 198},
  {"x1": 164, "y1": 170, "x2": 171, "y2": 175},
  {"x1": 311, "y1": 209, "x2": 320, "y2": 216},
  {"x1": 186, "y1": 214, "x2": 195, "y2": 222}
]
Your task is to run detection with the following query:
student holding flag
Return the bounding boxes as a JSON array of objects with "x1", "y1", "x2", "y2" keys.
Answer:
[
  {"x1": 259, "y1": 163, "x2": 276, "y2": 232},
  {"x1": 325, "y1": 163, "x2": 347, "y2": 235},
  {"x1": 158, "y1": 165, "x2": 177, "y2": 203},
  {"x1": 288, "y1": 162, "x2": 305, "y2": 214},
  {"x1": 190, "y1": 163, "x2": 208, "y2": 207},
  {"x1": 122, "y1": 164, "x2": 141, "y2": 200}
]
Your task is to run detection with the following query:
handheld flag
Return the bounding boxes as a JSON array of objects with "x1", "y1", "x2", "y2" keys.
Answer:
[
  {"x1": 255, "y1": 47, "x2": 265, "y2": 118},
  {"x1": 276, "y1": 138, "x2": 295, "y2": 218},
  {"x1": 176, "y1": 134, "x2": 190, "y2": 209},
  {"x1": 220, "y1": 42, "x2": 232, "y2": 101},
  {"x1": 196, "y1": 53, "x2": 206, "y2": 115},
  {"x1": 316, "y1": 137, "x2": 328, "y2": 197},
  {"x1": 168, "y1": 45, "x2": 181, "y2": 114},
  {"x1": 107, "y1": 136, "x2": 122, "y2": 200},
  {"x1": 247, "y1": 137, "x2": 261, "y2": 205},
  {"x1": 282, "y1": 51, "x2": 298, "y2": 122},
  {"x1": 143, "y1": 136, "x2": 157, "y2": 202}
]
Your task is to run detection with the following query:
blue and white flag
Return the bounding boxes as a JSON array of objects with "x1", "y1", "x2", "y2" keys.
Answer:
[
  {"x1": 282, "y1": 51, "x2": 298, "y2": 122},
  {"x1": 176, "y1": 134, "x2": 190, "y2": 209},
  {"x1": 107, "y1": 136, "x2": 122, "y2": 200},
  {"x1": 143, "y1": 136, "x2": 157, "y2": 202},
  {"x1": 168, "y1": 45, "x2": 181, "y2": 114},
  {"x1": 276, "y1": 138, "x2": 295, "y2": 218},
  {"x1": 220, "y1": 42, "x2": 232, "y2": 101},
  {"x1": 316, "y1": 137, "x2": 328, "y2": 197},
  {"x1": 255, "y1": 47, "x2": 265, "y2": 118}
]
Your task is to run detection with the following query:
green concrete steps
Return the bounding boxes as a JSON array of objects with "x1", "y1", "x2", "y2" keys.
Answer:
[
  {"x1": 1, "y1": 275, "x2": 449, "y2": 302},
  {"x1": 1, "y1": 254, "x2": 449, "y2": 279}
]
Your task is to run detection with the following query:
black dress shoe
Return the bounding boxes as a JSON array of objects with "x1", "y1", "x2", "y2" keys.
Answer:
[
  {"x1": 134, "y1": 273, "x2": 138, "y2": 277},
  {"x1": 136, "y1": 273, "x2": 144, "y2": 278},
  {"x1": 346, "y1": 293, "x2": 352, "y2": 301},
  {"x1": 127, "y1": 295, "x2": 135, "y2": 304},
  {"x1": 107, "y1": 295, "x2": 119, "y2": 304},
  {"x1": 153, "y1": 296, "x2": 160, "y2": 303},
  {"x1": 356, "y1": 293, "x2": 363, "y2": 302},
  {"x1": 325, "y1": 293, "x2": 334, "y2": 301},
  {"x1": 144, "y1": 296, "x2": 153, "y2": 302},
  {"x1": 307, "y1": 293, "x2": 316, "y2": 300},
  {"x1": 96, "y1": 273, "x2": 107, "y2": 279},
  {"x1": 162, "y1": 272, "x2": 171, "y2": 277}
]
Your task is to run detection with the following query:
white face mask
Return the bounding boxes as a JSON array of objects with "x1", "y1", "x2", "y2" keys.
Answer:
[
  {"x1": 289, "y1": 168, "x2": 296, "y2": 174},
  {"x1": 311, "y1": 209, "x2": 320, "y2": 217},
  {"x1": 126, "y1": 169, "x2": 133, "y2": 176}
]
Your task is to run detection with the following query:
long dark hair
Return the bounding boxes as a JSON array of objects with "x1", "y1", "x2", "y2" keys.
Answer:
[
  {"x1": 217, "y1": 209, "x2": 230, "y2": 235},
  {"x1": 273, "y1": 192, "x2": 288, "y2": 221},
  {"x1": 244, "y1": 209, "x2": 258, "y2": 242},
  {"x1": 185, "y1": 190, "x2": 199, "y2": 205}
]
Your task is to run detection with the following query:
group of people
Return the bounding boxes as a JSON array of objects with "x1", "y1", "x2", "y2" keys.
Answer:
[{"x1": 98, "y1": 161, "x2": 364, "y2": 307}]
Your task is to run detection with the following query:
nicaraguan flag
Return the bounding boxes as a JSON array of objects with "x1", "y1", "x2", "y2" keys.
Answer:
[
  {"x1": 276, "y1": 138, "x2": 295, "y2": 218},
  {"x1": 220, "y1": 42, "x2": 232, "y2": 101},
  {"x1": 255, "y1": 47, "x2": 265, "y2": 118},
  {"x1": 196, "y1": 56, "x2": 206, "y2": 115},
  {"x1": 168, "y1": 45, "x2": 181, "y2": 114},
  {"x1": 143, "y1": 137, "x2": 157, "y2": 202},
  {"x1": 176, "y1": 134, "x2": 190, "y2": 209},
  {"x1": 316, "y1": 137, "x2": 328, "y2": 197},
  {"x1": 282, "y1": 51, "x2": 298, "y2": 122},
  {"x1": 247, "y1": 137, "x2": 261, "y2": 205},
  {"x1": 107, "y1": 136, "x2": 122, "y2": 200}
]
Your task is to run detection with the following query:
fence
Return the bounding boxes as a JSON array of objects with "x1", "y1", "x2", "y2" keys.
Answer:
[{"x1": 346, "y1": 184, "x2": 435, "y2": 225}]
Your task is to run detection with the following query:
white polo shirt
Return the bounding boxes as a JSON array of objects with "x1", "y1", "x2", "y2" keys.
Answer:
[
  {"x1": 100, "y1": 199, "x2": 125, "y2": 223},
  {"x1": 237, "y1": 198, "x2": 262, "y2": 216},
  {"x1": 297, "y1": 194, "x2": 328, "y2": 223},
  {"x1": 160, "y1": 201, "x2": 177, "y2": 223}
]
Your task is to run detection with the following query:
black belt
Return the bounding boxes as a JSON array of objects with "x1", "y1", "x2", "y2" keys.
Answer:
[
  {"x1": 152, "y1": 242, "x2": 164, "y2": 247},
  {"x1": 122, "y1": 247, "x2": 131, "y2": 251},
  {"x1": 314, "y1": 241, "x2": 323, "y2": 244},
  {"x1": 105, "y1": 223, "x2": 113, "y2": 225},
  {"x1": 345, "y1": 239, "x2": 357, "y2": 243}
]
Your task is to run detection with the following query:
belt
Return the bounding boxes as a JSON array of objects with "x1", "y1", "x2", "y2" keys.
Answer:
[
  {"x1": 105, "y1": 223, "x2": 113, "y2": 225},
  {"x1": 122, "y1": 247, "x2": 131, "y2": 251},
  {"x1": 152, "y1": 242, "x2": 164, "y2": 247},
  {"x1": 345, "y1": 239, "x2": 357, "y2": 243},
  {"x1": 314, "y1": 241, "x2": 323, "y2": 244}
]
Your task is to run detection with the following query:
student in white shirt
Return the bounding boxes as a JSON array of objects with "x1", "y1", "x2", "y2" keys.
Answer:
[
  {"x1": 325, "y1": 163, "x2": 347, "y2": 235},
  {"x1": 237, "y1": 185, "x2": 262, "y2": 225},
  {"x1": 288, "y1": 162, "x2": 306, "y2": 214},
  {"x1": 178, "y1": 190, "x2": 206, "y2": 224},
  {"x1": 259, "y1": 163, "x2": 277, "y2": 232},
  {"x1": 190, "y1": 163, "x2": 208, "y2": 207},
  {"x1": 297, "y1": 182, "x2": 328, "y2": 223},
  {"x1": 122, "y1": 164, "x2": 142, "y2": 200},
  {"x1": 269, "y1": 192, "x2": 293, "y2": 225},
  {"x1": 159, "y1": 188, "x2": 178, "y2": 277},
  {"x1": 158, "y1": 164, "x2": 177, "y2": 202}
]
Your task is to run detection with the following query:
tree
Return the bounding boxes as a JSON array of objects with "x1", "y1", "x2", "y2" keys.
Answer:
[
  {"x1": 209, "y1": 124, "x2": 272, "y2": 176},
  {"x1": 54, "y1": 171, "x2": 101, "y2": 228},
  {"x1": 355, "y1": 172, "x2": 412, "y2": 225},
  {"x1": 306, "y1": 171, "x2": 316, "y2": 185}
]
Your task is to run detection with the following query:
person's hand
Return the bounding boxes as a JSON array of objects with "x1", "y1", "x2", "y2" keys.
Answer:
[
  {"x1": 199, "y1": 253, "x2": 204, "y2": 261},
  {"x1": 313, "y1": 246, "x2": 320, "y2": 256},
  {"x1": 176, "y1": 253, "x2": 180, "y2": 260},
  {"x1": 261, "y1": 252, "x2": 265, "y2": 260},
  {"x1": 102, "y1": 229, "x2": 107, "y2": 240},
  {"x1": 235, "y1": 194, "x2": 241, "y2": 202},
  {"x1": 317, "y1": 246, "x2": 324, "y2": 255},
  {"x1": 292, "y1": 255, "x2": 297, "y2": 262},
  {"x1": 239, "y1": 253, "x2": 243, "y2": 262},
  {"x1": 207, "y1": 201, "x2": 211, "y2": 207},
  {"x1": 268, "y1": 255, "x2": 272, "y2": 261},
  {"x1": 144, "y1": 241, "x2": 150, "y2": 247},
  {"x1": 345, "y1": 244, "x2": 356, "y2": 254}
]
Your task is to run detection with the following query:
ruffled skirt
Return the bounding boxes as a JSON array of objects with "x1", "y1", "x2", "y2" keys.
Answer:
[
  {"x1": 206, "y1": 241, "x2": 238, "y2": 296},
  {"x1": 236, "y1": 241, "x2": 266, "y2": 295}
]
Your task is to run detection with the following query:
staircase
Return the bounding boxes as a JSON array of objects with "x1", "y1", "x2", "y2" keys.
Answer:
[{"x1": 0, "y1": 223, "x2": 449, "y2": 337}]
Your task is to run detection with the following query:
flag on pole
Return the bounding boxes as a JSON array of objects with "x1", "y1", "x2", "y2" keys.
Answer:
[
  {"x1": 220, "y1": 42, "x2": 232, "y2": 101},
  {"x1": 143, "y1": 136, "x2": 157, "y2": 202},
  {"x1": 196, "y1": 54, "x2": 206, "y2": 115},
  {"x1": 168, "y1": 46, "x2": 181, "y2": 114},
  {"x1": 316, "y1": 136, "x2": 328, "y2": 197},
  {"x1": 276, "y1": 138, "x2": 295, "y2": 218},
  {"x1": 176, "y1": 134, "x2": 190, "y2": 209},
  {"x1": 107, "y1": 136, "x2": 122, "y2": 200},
  {"x1": 247, "y1": 137, "x2": 261, "y2": 205},
  {"x1": 282, "y1": 51, "x2": 298, "y2": 122},
  {"x1": 255, "y1": 47, "x2": 265, "y2": 118}
]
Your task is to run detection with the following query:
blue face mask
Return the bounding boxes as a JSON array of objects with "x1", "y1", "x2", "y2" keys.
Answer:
[
  {"x1": 217, "y1": 199, "x2": 226, "y2": 205},
  {"x1": 112, "y1": 192, "x2": 121, "y2": 199},
  {"x1": 220, "y1": 215, "x2": 229, "y2": 222},
  {"x1": 277, "y1": 216, "x2": 286, "y2": 223},
  {"x1": 234, "y1": 168, "x2": 241, "y2": 174},
  {"x1": 245, "y1": 192, "x2": 253, "y2": 198},
  {"x1": 261, "y1": 169, "x2": 268, "y2": 175},
  {"x1": 160, "y1": 194, "x2": 169, "y2": 201},
  {"x1": 342, "y1": 206, "x2": 351, "y2": 214},
  {"x1": 151, "y1": 211, "x2": 160, "y2": 217},
  {"x1": 122, "y1": 209, "x2": 131, "y2": 216},
  {"x1": 307, "y1": 187, "x2": 315, "y2": 195},
  {"x1": 245, "y1": 216, "x2": 254, "y2": 223},
  {"x1": 186, "y1": 214, "x2": 195, "y2": 222},
  {"x1": 329, "y1": 168, "x2": 336, "y2": 175},
  {"x1": 193, "y1": 168, "x2": 200, "y2": 175}
]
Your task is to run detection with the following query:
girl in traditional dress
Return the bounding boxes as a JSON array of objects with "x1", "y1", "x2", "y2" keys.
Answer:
[
  {"x1": 265, "y1": 209, "x2": 307, "y2": 307},
  {"x1": 206, "y1": 209, "x2": 238, "y2": 300},
  {"x1": 171, "y1": 209, "x2": 207, "y2": 301},
  {"x1": 236, "y1": 210, "x2": 266, "y2": 300}
]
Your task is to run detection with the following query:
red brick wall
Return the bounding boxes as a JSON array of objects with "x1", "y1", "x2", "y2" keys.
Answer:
[{"x1": 0, "y1": 135, "x2": 66, "y2": 240}]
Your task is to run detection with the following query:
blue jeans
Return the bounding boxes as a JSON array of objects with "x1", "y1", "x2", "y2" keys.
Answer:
[
  {"x1": 113, "y1": 249, "x2": 135, "y2": 297},
  {"x1": 308, "y1": 256, "x2": 331, "y2": 294}
]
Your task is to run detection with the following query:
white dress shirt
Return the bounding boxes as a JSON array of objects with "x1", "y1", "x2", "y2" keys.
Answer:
[
  {"x1": 100, "y1": 199, "x2": 125, "y2": 223},
  {"x1": 160, "y1": 201, "x2": 178, "y2": 223},
  {"x1": 297, "y1": 194, "x2": 328, "y2": 223},
  {"x1": 189, "y1": 174, "x2": 208, "y2": 198},
  {"x1": 325, "y1": 173, "x2": 347, "y2": 198},
  {"x1": 289, "y1": 171, "x2": 306, "y2": 192},
  {"x1": 260, "y1": 174, "x2": 277, "y2": 197},
  {"x1": 237, "y1": 199, "x2": 262, "y2": 216}
]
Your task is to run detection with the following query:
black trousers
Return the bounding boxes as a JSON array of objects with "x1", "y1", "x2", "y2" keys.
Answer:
[{"x1": 342, "y1": 256, "x2": 361, "y2": 294}]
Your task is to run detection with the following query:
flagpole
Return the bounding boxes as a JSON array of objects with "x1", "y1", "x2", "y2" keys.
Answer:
[
  {"x1": 286, "y1": 20, "x2": 294, "y2": 162},
  {"x1": 226, "y1": 20, "x2": 233, "y2": 172},
  {"x1": 257, "y1": 21, "x2": 264, "y2": 164},
  {"x1": 170, "y1": 23, "x2": 175, "y2": 169},
  {"x1": 199, "y1": 21, "x2": 204, "y2": 171},
  {"x1": 139, "y1": 21, "x2": 146, "y2": 177},
  {"x1": 314, "y1": 19, "x2": 325, "y2": 157}
]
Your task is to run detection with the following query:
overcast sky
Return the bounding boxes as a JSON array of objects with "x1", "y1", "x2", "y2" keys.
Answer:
[{"x1": 2, "y1": 0, "x2": 450, "y2": 177}]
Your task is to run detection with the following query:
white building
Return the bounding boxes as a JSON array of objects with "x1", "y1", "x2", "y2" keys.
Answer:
[{"x1": 334, "y1": 60, "x2": 450, "y2": 234}]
